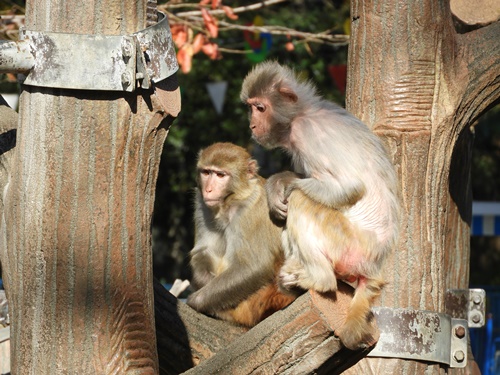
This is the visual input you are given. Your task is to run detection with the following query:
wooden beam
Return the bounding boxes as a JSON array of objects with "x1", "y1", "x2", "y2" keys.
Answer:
[{"x1": 154, "y1": 280, "x2": 376, "y2": 374}]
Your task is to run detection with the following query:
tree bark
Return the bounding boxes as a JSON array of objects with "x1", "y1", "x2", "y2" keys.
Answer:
[
  {"x1": 0, "y1": 1, "x2": 180, "y2": 373},
  {"x1": 177, "y1": 283, "x2": 375, "y2": 375},
  {"x1": 153, "y1": 279, "x2": 247, "y2": 374},
  {"x1": 345, "y1": 0, "x2": 500, "y2": 373}
]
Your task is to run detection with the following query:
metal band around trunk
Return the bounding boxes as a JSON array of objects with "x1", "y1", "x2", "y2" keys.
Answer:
[
  {"x1": 368, "y1": 307, "x2": 468, "y2": 368},
  {"x1": 10, "y1": 12, "x2": 178, "y2": 92}
]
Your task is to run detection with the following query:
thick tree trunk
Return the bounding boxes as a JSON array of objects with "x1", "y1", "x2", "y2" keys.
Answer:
[
  {"x1": 345, "y1": 0, "x2": 500, "y2": 373},
  {"x1": 0, "y1": 1, "x2": 180, "y2": 373}
]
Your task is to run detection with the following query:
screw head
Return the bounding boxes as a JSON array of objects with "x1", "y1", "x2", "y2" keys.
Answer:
[
  {"x1": 121, "y1": 71, "x2": 132, "y2": 87},
  {"x1": 454, "y1": 325, "x2": 466, "y2": 339},
  {"x1": 471, "y1": 312, "x2": 482, "y2": 324},
  {"x1": 472, "y1": 294, "x2": 482, "y2": 305},
  {"x1": 122, "y1": 38, "x2": 134, "y2": 58},
  {"x1": 454, "y1": 350, "x2": 465, "y2": 363}
]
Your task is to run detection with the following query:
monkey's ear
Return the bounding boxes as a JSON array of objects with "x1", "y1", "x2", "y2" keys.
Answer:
[
  {"x1": 278, "y1": 86, "x2": 298, "y2": 103},
  {"x1": 247, "y1": 159, "x2": 258, "y2": 178}
]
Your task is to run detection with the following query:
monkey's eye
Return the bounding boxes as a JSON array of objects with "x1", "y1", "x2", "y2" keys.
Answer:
[
  {"x1": 255, "y1": 103, "x2": 266, "y2": 113},
  {"x1": 200, "y1": 169, "x2": 210, "y2": 176},
  {"x1": 215, "y1": 172, "x2": 227, "y2": 178}
]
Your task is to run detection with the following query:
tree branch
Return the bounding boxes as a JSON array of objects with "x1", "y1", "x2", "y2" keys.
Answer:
[
  {"x1": 162, "y1": 282, "x2": 377, "y2": 375},
  {"x1": 217, "y1": 21, "x2": 349, "y2": 45},
  {"x1": 167, "y1": 0, "x2": 289, "y2": 18},
  {"x1": 154, "y1": 279, "x2": 247, "y2": 374},
  {"x1": 160, "y1": 0, "x2": 349, "y2": 49}
]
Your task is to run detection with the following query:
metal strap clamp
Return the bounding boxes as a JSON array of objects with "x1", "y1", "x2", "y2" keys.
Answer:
[
  {"x1": 0, "y1": 12, "x2": 178, "y2": 92},
  {"x1": 367, "y1": 288, "x2": 485, "y2": 368}
]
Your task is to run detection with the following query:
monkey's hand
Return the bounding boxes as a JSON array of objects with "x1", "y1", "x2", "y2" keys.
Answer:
[
  {"x1": 266, "y1": 171, "x2": 300, "y2": 221},
  {"x1": 294, "y1": 176, "x2": 365, "y2": 209}
]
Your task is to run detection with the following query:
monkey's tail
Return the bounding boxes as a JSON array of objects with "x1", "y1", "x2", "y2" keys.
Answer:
[
  {"x1": 337, "y1": 276, "x2": 384, "y2": 350},
  {"x1": 219, "y1": 284, "x2": 296, "y2": 327}
]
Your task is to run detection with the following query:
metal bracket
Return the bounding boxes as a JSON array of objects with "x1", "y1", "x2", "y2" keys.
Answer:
[
  {"x1": 368, "y1": 307, "x2": 468, "y2": 368},
  {"x1": 0, "y1": 291, "x2": 8, "y2": 327},
  {"x1": 1, "y1": 12, "x2": 178, "y2": 92},
  {"x1": 445, "y1": 288, "x2": 486, "y2": 328}
]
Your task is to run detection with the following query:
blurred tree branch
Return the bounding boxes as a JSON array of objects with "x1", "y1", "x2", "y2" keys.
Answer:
[
  {"x1": 163, "y1": 0, "x2": 348, "y2": 45},
  {"x1": 159, "y1": 0, "x2": 349, "y2": 72}
]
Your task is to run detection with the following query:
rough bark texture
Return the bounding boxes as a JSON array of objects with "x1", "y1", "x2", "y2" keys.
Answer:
[
  {"x1": 344, "y1": 0, "x2": 500, "y2": 374},
  {"x1": 0, "y1": 1, "x2": 180, "y2": 374},
  {"x1": 153, "y1": 279, "x2": 247, "y2": 374},
  {"x1": 153, "y1": 280, "x2": 375, "y2": 374}
]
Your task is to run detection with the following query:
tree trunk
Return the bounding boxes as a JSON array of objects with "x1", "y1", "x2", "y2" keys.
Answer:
[
  {"x1": 0, "y1": 1, "x2": 180, "y2": 373},
  {"x1": 345, "y1": 0, "x2": 500, "y2": 373}
]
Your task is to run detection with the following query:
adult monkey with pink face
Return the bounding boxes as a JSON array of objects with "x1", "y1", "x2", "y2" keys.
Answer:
[
  {"x1": 240, "y1": 61, "x2": 401, "y2": 349},
  {"x1": 187, "y1": 142, "x2": 295, "y2": 327}
]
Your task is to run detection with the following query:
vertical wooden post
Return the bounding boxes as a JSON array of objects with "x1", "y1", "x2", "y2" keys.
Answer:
[
  {"x1": 0, "y1": 0, "x2": 180, "y2": 373},
  {"x1": 345, "y1": 0, "x2": 499, "y2": 373}
]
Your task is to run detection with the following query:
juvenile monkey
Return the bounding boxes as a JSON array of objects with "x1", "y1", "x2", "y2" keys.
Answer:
[
  {"x1": 186, "y1": 142, "x2": 295, "y2": 327},
  {"x1": 240, "y1": 61, "x2": 400, "y2": 349}
]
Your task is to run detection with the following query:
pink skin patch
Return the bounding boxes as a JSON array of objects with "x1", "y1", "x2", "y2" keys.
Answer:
[
  {"x1": 338, "y1": 274, "x2": 359, "y2": 284},
  {"x1": 330, "y1": 249, "x2": 367, "y2": 285}
]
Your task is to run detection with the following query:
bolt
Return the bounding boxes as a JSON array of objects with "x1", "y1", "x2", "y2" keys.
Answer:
[
  {"x1": 472, "y1": 294, "x2": 482, "y2": 305},
  {"x1": 121, "y1": 71, "x2": 132, "y2": 87},
  {"x1": 471, "y1": 312, "x2": 482, "y2": 324},
  {"x1": 454, "y1": 325, "x2": 466, "y2": 339},
  {"x1": 142, "y1": 40, "x2": 151, "y2": 50},
  {"x1": 454, "y1": 350, "x2": 465, "y2": 363},
  {"x1": 122, "y1": 38, "x2": 134, "y2": 58}
]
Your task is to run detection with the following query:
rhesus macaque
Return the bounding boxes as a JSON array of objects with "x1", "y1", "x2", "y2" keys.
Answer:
[
  {"x1": 240, "y1": 61, "x2": 400, "y2": 349},
  {"x1": 186, "y1": 142, "x2": 295, "y2": 327}
]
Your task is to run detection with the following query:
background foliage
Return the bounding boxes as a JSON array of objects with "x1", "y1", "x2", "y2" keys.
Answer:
[
  {"x1": 470, "y1": 106, "x2": 500, "y2": 285},
  {"x1": 153, "y1": 0, "x2": 350, "y2": 283}
]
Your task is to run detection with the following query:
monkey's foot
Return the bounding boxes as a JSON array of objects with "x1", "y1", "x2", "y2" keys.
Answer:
[
  {"x1": 337, "y1": 318, "x2": 377, "y2": 350},
  {"x1": 279, "y1": 271, "x2": 300, "y2": 290},
  {"x1": 279, "y1": 268, "x2": 337, "y2": 293}
]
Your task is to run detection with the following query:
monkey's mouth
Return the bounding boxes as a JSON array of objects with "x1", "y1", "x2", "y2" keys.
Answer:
[{"x1": 204, "y1": 199, "x2": 221, "y2": 207}]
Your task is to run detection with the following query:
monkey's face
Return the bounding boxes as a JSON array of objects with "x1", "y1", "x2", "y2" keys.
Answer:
[
  {"x1": 199, "y1": 167, "x2": 231, "y2": 208},
  {"x1": 246, "y1": 97, "x2": 275, "y2": 147},
  {"x1": 246, "y1": 96, "x2": 292, "y2": 149}
]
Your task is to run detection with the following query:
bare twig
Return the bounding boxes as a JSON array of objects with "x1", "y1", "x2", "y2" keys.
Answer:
[
  {"x1": 217, "y1": 21, "x2": 349, "y2": 45},
  {"x1": 160, "y1": 0, "x2": 289, "y2": 17},
  {"x1": 162, "y1": 0, "x2": 349, "y2": 48}
]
